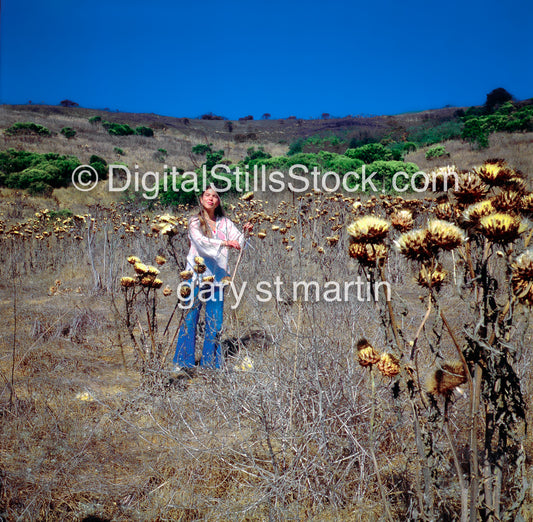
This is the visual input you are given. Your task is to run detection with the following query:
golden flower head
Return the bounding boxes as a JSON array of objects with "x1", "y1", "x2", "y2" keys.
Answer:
[
  {"x1": 348, "y1": 242, "x2": 388, "y2": 266},
  {"x1": 356, "y1": 339, "x2": 381, "y2": 367},
  {"x1": 326, "y1": 235, "x2": 340, "y2": 246},
  {"x1": 140, "y1": 275, "x2": 155, "y2": 287},
  {"x1": 133, "y1": 262, "x2": 149, "y2": 275},
  {"x1": 520, "y1": 193, "x2": 533, "y2": 216},
  {"x1": 220, "y1": 276, "x2": 232, "y2": 286},
  {"x1": 180, "y1": 270, "x2": 193, "y2": 280},
  {"x1": 492, "y1": 190, "x2": 523, "y2": 213},
  {"x1": 202, "y1": 275, "x2": 215, "y2": 283},
  {"x1": 453, "y1": 172, "x2": 488, "y2": 206},
  {"x1": 160, "y1": 223, "x2": 178, "y2": 236},
  {"x1": 180, "y1": 284, "x2": 192, "y2": 298},
  {"x1": 390, "y1": 210, "x2": 414, "y2": 233},
  {"x1": 430, "y1": 165, "x2": 459, "y2": 192},
  {"x1": 120, "y1": 276, "x2": 136, "y2": 288},
  {"x1": 426, "y1": 220, "x2": 466, "y2": 251},
  {"x1": 127, "y1": 255, "x2": 141, "y2": 265},
  {"x1": 194, "y1": 263, "x2": 207, "y2": 274},
  {"x1": 417, "y1": 263, "x2": 447, "y2": 290},
  {"x1": 395, "y1": 229, "x2": 432, "y2": 261},
  {"x1": 462, "y1": 200, "x2": 495, "y2": 225},
  {"x1": 150, "y1": 278, "x2": 163, "y2": 289},
  {"x1": 257, "y1": 231, "x2": 267, "y2": 239},
  {"x1": 194, "y1": 256, "x2": 204, "y2": 265},
  {"x1": 433, "y1": 202, "x2": 454, "y2": 220},
  {"x1": 241, "y1": 191, "x2": 254, "y2": 201},
  {"x1": 145, "y1": 265, "x2": 160, "y2": 276},
  {"x1": 479, "y1": 213, "x2": 522, "y2": 243},
  {"x1": 155, "y1": 255, "x2": 167, "y2": 265},
  {"x1": 426, "y1": 360, "x2": 467, "y2": 396},
  {"x1": 511, "y1": 250, "x2": 533, "y2": 306},
  {"x1": 347, "y1": 216, "x2": 390, "y2": 243},
  {"x1": 377, "y1": 353, "x2": 400, "y2": 377},
  {"x1": 163, "y1": 285, "x2": 173, "y2": 296},
  {"x1": 476, "y1": 159, "x2": 517, "y2": 187}
]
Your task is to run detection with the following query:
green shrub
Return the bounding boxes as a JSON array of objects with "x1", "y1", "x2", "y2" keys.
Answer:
[
  {"x1": 461, "y1": 118, "x2": 490, "y2": 149},
  {"x1": 88, "y1": 116, "x2": 101, "y2": 125},
  {"x1": 347, "y1": 160, "x2": 420, "y2": 192},
  {"x1": 344, "y1": 143, "x2": 393, "y2": 163},
  {"x1": 317, "y1": 151, "x2": 363, "y2": 174},
  {"x1": 89, "y1": 155, "x2": 108, "y2": 179},
  {"x1": 60, "y1": 127, "x2": 77, "y2": 139},
  {"x1": 5, "y1": 122, "x2": 50, "y2": 136},
  {"x1": 287, "y1": 139, "x2": 304, "y2": 156},
  {"x1": 425, "y1": 145, "x2": 449, "y2": 159},
  {"x1": 134, "y1": 126, "x2": 154, "y2": 137},
  {"x1": 114, "y1": 147, "x2": 125, "y2": 156},
  {"x1": 407, "y1": 120, "x2": 463, "y2": 145},
  {"x1": 102, "y1": 121, "x2": 135, "y2": 136},
  {"x1": 28, "y1": 181, "x2": 53, "y2": 196},
  {"x1": 192, "y1": 144, "x2": 213, "y2": 155},
  {"x1": 403, "y1": 142, "x2": 417, "y2": 153}
]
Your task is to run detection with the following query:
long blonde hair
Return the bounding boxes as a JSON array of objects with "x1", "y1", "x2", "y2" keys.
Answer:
[{"x1": 195, "y1": 187, "x2": 225, "y2": 238}]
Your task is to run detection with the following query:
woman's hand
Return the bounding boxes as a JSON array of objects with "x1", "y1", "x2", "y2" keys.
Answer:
[
  {"x1": 224, "y1": 240, "x2": 241, "y2": 250},
  {"x1": 243, "y1": 222, "x2": 253, "y2": 233}
]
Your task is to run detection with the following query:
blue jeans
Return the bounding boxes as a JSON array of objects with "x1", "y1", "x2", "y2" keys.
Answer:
[{"x1": 173, "y1": 284, "x2": 224, "y2": 369}]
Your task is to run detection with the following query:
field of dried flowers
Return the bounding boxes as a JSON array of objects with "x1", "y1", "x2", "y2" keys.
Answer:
[{"x1": 1, "y1": 155, "x2": 533, "y2": 521}]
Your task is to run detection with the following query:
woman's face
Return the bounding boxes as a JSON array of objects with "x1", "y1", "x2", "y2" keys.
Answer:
[{"x1": 200, "y1": 188, "x2": 220, "y2": 212}]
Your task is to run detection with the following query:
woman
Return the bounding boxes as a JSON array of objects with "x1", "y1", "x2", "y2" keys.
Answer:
[{"x1": 173, "y1": 187, "x2": 252, "y2": 371}]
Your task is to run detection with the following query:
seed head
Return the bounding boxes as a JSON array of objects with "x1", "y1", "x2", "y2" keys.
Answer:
[
  {"x1": 479, "y1": 213, "x2": 522, "y2": 243},
  {"x1": 453, "y1": 172, "x2": 488, "y2": 206},
  {"x1": 426, "y1": 220, "x2": 466, "y2": 251},
  {"x1": 417, "y1": 263, "x2": 447, "y2": 290},
  {"x1": 395, "y1": 229, "x2": 432, "y2": 261},
  {"x1": 434, "y1": 202, "x2": 455, "y2": 220},
  {"x1": 476, "y1": 160, "x2": 517, "y2": 187},
  {"x1": 127, "y1": 255, "x2": 141, "y2": 265},
  {"x1": 133, "y1": 262, "x2": 149, "y2": 275},
  {"x1": 511, "y1": 250, "x2": 533, "y2": 306},
  {"x1": 155, "y1": 255, "x2": 167, "y2": 265},
  {"x1": 348, "y1": 242, "x2": 388, "y2": 266},
  {"x1": 180, "y1": 285, "x2": 192, "y2": 298},
  {"x1": 462, "y1": 200, "x2": 495, "y2": 225},
  {"x1": 194, "y1": 263, "x2": 207, "y2": 274},
  {"x1": 356, "y1": 339, "x2": 381, "y2": 367},
  {"x1": 241, "y1": 191, "x2": 254, "y2": 201},
  {"x1": 347, "y1": 216, "x2": 390, "y2": 243},
  {"x1": 390, "y1": 210, "x2": 414, "y2": 233},
  {"x1": 163, "y1": 285, "x2": 172, "y2": 296},
  {"x1": 120, "y1": 276, "x2": 136, "y2": 288},
  {"x1": 194, "y1": 256, "x2": 204, "y2": 265},
  {"x1": 377, "y1": 353, "x2": 400, "y2": 377},
  {"x1": 180, "y1": 270, "x2": 193, "y2": 280}
]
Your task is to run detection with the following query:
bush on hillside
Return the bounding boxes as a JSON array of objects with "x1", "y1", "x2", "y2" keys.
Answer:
[
  {"x1": 60, "y1": 127, "x2": 77, "y2": 139},
  {"x1": 425, "y1": 145, "x2": 449, "y2": 159},
  {"x1": 5, "y1": 122, "x2": 50, "y2": 136},
  {"x1": 344, "y1": 143, "x2": 393, "y2": 163},
  {"x1": 134, "y1": 126, "x2": 154, "y2": 137}
]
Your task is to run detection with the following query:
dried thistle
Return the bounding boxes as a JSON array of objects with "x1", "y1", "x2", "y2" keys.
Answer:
[
  {"x1": 348, "y1": 242, "x2": 388, "y2": 266},
  {"x1": 127, "y1": 255, "x2": 141, "y2": 265},
  {"x1": 395, "y1": 229, "x2": 432, "y2": 262},
  {"x1": 390, "y1": 210, "x2": 414, "y2": 233},
  {"x1": 377, "y1": 353, "x2": 400, "y2": 377},
  {"x1": 357, "y1": 339, "x2": 381, "y2": 367},
  {"x1": 453, "y1": 172, "x2": 488, "y2": 206},
  {"x1": 462, "y1": 200, "x2": 495, "y2": 225},
  {"x1": 133, "y1": 262, "x2": 149, "y2": 275},
  {"x1": 417, "y1": 263, "x2": 447, "y2": 290},
  {"x1": 434, "y1": 202, "x2": 454, "y2": 220},
  {"x1": 476, "y1": 160, "x2": 518, "y2": 187},
  {"x1": 155, "y1": 255, "x2": 167, "y2": 265},
  {"x1": 511, "y1": 250, "x2": 533, "y2": 306},
  {"x1": 120, "y1": 276, "x2": 136, "y2": 288},
  {"x1": 479, "y1": 213, "x2": 522, "y2": 243},
  {"x1": 180, "y1": 270, "x2": 193, "y2": 281},
  {"x1": 426, "y1": 220, "x2": 466, "y2": 251},
  {"x1": 347, "y1": 216, "x2": 390, "y2": 244}
]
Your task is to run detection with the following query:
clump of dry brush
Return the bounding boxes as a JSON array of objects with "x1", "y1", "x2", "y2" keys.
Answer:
[{"x1": 347, "y1": 159, "x2": 532, "y2": 521}]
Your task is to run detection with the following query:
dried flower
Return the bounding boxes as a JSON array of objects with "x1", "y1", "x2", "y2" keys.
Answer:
[
  {"x1": 348, "y1": 242, "x2": 388, "y2": 266},
  {"x1": 194, "y1": 256, "x2": 204, "y2": 265},
  {"x1": 202, "y1": 275, "x2": 215, "y2": 283},
  {"x1": 127, "y1": 255, "x2": 141, "y2": 265},
  {"x1": 241, "y1": 191, "x2": 254, "y2": 201},
  {"x1": 511, "y1": 250, "x2": 533, "y2": 306},
  {"x1": 462, "y1": 200, "x2": 495, "y2": 225},
  {"x1": 163, "y1": 285, "x2": 172, "y2": 296},
  {"x1": 434, "y1": 202, "x2": 454, "y2": 220},
  {"x1": 395, "y1": 229, "x2": 432, "y2": 261},
  {"x1": 326, "y1": 235, "x2": 340, "y2": 246},
  {"x1": 476, "y1": 160, "x2": 517, "y2": 187},
  {"x1": 417, "y1": 264, "x2": 447, "y2": 290},
  {"x1": 121, "y1": 276, "x2": 136, "y2": 288},
  {"x1": 492, "y1": 191, "x2": 523, "y2": 213},
  {"x1": 426, "y1": 360, "x2": 467, "y2": 396},
  {"x1": 194, "y1": 263, "x2": 207, "y2": 274},
  {"x1": 426, "y1": 220, "x2": 466, "y2": 251},
  {"x1": 357, "y1": 339, "x2": 381, "y2": 367},
  {"x1": 347, "y1": 216, "x2": 390, "y2": 243},
  {"x1": 453, "y1": 172, "x2": 488, "y2": 206},
  {"x1": 377, "y1": 353, "x2": 400, "y2": 377},
  {"x1": 180, "y1": 285, "x2": 192, "y2": 298},
  {"x1": 479, "y1": 213, "x2": 522, "y2": 243},
  {"x1": 155, "y1": 255, "x2": 167, "y2": 265},
  {"x1": 390, "y1": 210, "x2": 414, "y2": 233},
  {"x1": 133, "y1": 262, "x2": 149, "y2": 275}
]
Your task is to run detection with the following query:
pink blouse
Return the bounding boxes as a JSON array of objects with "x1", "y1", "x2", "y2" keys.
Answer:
[{"x1": 185, "y1": 215, "x2": 245, "y2": 284}]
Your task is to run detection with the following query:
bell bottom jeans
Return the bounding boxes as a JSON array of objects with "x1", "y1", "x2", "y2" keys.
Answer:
[{"x1": 173, "y1": 284, "x2": 224, "y2": 369}]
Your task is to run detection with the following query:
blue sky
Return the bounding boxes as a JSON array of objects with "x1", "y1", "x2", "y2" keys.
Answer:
[{"x1": 1, "y1": 0, "x2": 532, "y2": 119}]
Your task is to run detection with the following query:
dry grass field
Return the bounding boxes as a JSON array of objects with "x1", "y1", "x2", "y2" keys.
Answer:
[{"x1": 1, "y1": 105, "x2": 533, "y2": 521}]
